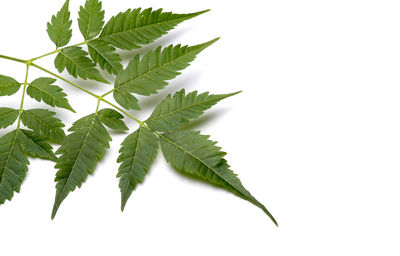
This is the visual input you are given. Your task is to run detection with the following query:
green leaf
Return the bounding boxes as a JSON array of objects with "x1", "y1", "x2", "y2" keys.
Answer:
[
  {"x1": 117, "y1": 126, "x2": 158, "y2": 210},
  {"x1": 0, "y1": 75, "x2": 21, "y2": 96},
  {"x1": 99, "y1": 8, "x2": 209, "y2": 50},
  {"x1": 87, "y1": 40, "x2": 122, "y2": 75},
  {"x1": 27, "y1": 77, "x2": 75, "y2": 112},
  {"x1": 78, "y1": 0, "x2": 105, "y2": 40},
  {"x1": 113, "y1": 39, "x2": 218, "y2": 101},
  {"x1": 21, "y1": 109, "x2": 66, "y2": 144},
  {"x1": 0, "y1": 130, "x2": 29, "y2": 205},
  {"x1": 98, "y1": 108, "x2": 128, "y2": 131},
  {"x1": 52, "y1": 113, "x2": 111, "y2": 218},
  {"x1": 18, "y1": 129, "x2": 57, "y2": 161},
  {"x1": 113, "y1": 89, "x2": 140, "y2": 110},
  {"x1": 54, "y1": 46, "x2": 109, "y2": 84},
  {"x1": 47, "y1": 0, "x2": 72, "y2": 48},
  {"x1": 0, "y1": 107, "x2": 19, "y2": 129},
  {"x1": 147, "y1": 90, "x2": 240, "y2": 132},
  {"x1": 159, "y1": 131, "x2": 278, "y2": 226}
]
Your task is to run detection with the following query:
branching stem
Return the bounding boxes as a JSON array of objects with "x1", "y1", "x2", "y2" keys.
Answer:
[
  {"x1": 0, "y1": 50, "x2": 144, "y2": 126},
  {"x1": 16, "y1": 63, "x2": 30, "y2": 129},
  {"x1": 29, "y1": 41, "x2": 88, "y2": 62}
]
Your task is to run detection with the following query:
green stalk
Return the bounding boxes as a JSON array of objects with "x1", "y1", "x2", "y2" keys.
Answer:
[
  {"x1": 0, "y1": 53, "x2": 144, "y2": 125},
  {"x1": 0, "y1": 54, "x2": 27, "y2": 64},
  {"x1": 16, "y1": 64, "x2": 30, "y2": 129},
  {"x1": 29, "y1": 41, "x2": 88, "y2": 62}
]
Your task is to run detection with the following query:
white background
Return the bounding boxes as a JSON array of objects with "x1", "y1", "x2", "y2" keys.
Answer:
[{"x1": 1, "y1": 0, "x2": 400, "y2": 255}]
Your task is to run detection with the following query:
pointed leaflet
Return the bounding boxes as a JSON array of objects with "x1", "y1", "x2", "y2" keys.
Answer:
[
  {"x1": 27, "y1": 77, "x2": 75, "y2": 112},
  {"x1": 160, "y1": 131, "x2": 278, "y2": 226},
  {"x1": 98, "y1": 108, "x2": 128, "y2": 131},
  {"x1": 113, "y1": 39, "x2": 218, "y2": 103},
  {"x1": 0, "y1": 75, "x2": 21, "y2": 96},
  {"x1": 0, "y1": 108, "x2": 19, "y2": 129},
  {"x1": 47, "y1": 0, "x2": 72, "y2": 47},
  {"x1": 20, "y1": 109, "x2": 66, "y2": 144},
  {"x1": 87, "y1": 40, "x2": 122, "y2": 75},
  {"x1": 52, "y1": 113, "x2": 111, "y2": 218},
  {"x1": 78, "y1": 0, "x2": 105, "y2": 40},
  {"x1": 146, "y1": 90, "x2": 240, "y2": 132},
  {"x1": 18, "y1": 129, "x2": 57, "y2": 161},
  {"x1": 117, "y1": 126, "x2": 158, "y2": 210},
  {"x1": 98, "y1": 8, "x2": 209, "y2": 50},
  {"x1": 55, "y1": 46, "x2": 109, "y2": 84},
  {"x1": 0, "y1": 131, "x2": 29, "y2": 205},
  {"x1": 113, "y1": 90, "x2": 140, "y2": 111},
  {"x1": 0, "y1": 129, "x2": 57, "y2": 205}
]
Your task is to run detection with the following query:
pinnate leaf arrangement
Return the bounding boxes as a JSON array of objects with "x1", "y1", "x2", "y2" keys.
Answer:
[{"x1": 0, "y1": 0, "x2": 277, "y2": 226}]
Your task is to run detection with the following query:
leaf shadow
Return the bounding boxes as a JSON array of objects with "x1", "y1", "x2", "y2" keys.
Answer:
[{"x1": 179, "y1": 108, "x2": 228, "y2": 131}]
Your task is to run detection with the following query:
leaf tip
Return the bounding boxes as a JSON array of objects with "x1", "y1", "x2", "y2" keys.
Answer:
[
  {"x1": 230, "y1": 90, "x2": 242, "y2": 96},
  {"x1": 121, "y1": 199, "x2": 127, "y2": 212},
  {"x1": 192, "y1": 9, "x2": 211, "y2": 16},
  {"x1": 51, "y1": 208, "x2": 58, "y2": 220}
]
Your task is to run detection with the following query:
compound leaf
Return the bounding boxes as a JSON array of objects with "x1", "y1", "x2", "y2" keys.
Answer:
[
  {"x1": 20, "y1": 109, "x2": 66, "y2": 144},
  {"x1": 0, "y1": 108, "x2": 19, "y2": 129},
  {"x1": 147, "y1": 90, "x2": 240, "y2": 132},
  {"x1": 87, "y1": 40, "x2": 122, "y2": 75},
  {"x1": 27, "y1": 77, "x2": 75, "y2": 112},
  {"x1": 78, "y1": 0, "x2": 105, "y2": 40},
  {"x1": 113, "y1": 89, "x2": 140, "y2": 110},
  {"x1": 160, "y1": 131, "x2": 278, "y2": 226},
  {"x1": 0, "y1": 75, "x2": 21, "y2": 96},
  {"x1": 18, "y1": 129, "x2": 57, "y2": 161},
  {"x1": 0, "y1": 130, "x2": 29, "y2": 205},
  {"x1": 52, "y1": 113, "x2": 111, "y2": 218},
  {"x1": 54, "y1": 46, "x2": 109, "y2": 84},
  {"x1": 117, "y1": 125, "x2": 158, "y2": 210},
  {"x1": 98, "y1": 108, "x2": 128, "y2": 131},
  {"x1": 98, "y1": 8, "x2": 209, "y2": 50},
  {"x1": 114, "y1": 39, "x2": 218, "y2": 100},
  {"x1": 47, "y1": 0, "x2": 72, "y2": 48}
]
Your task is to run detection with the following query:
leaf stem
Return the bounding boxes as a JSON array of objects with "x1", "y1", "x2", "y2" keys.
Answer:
[
  {"x1": 29, "y1": 41, "x2": 88, "y2": 62},
  {"x1": 16, "y1": 63, "x2": 30, "y2": 129},
  {"x1": 0, "y1": 54, "x2": 27, "y2": 64},
  {"x1": 0, "y1": 53, "x2": 144, "y2": 125},
  {"x1": 101, "y1": 89, "x2": 114, "y2": 98}
]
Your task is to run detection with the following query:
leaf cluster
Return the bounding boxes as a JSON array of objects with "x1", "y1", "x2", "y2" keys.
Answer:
[{"x1": 0, "y1": 0, "x2": 277, "y2": 226}]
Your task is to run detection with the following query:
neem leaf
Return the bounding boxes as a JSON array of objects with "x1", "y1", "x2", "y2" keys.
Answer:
[
  {"x1": 0, "y1": 75, "x2": 21, "y2": 96},
  {"x1": 87, "y1": 40, "x2": 122, "y2": 75},
  {"x1": 78, "y1": 0, "x2": 105, "y2": 40},
  {"x1": 113, "y1": 89, "x2": 140, "y2": 110},
  {"x1": 20, "y1": 109, "x2": 66, "y2": 144},
  {"x1": 47, "y1": 0, "x2": 72, "y2": 48},
  {"x1": 114, "y1": 39, "x2": 218, "y2": 98},
  {"x1": 117, "y1": 125, "x2": 158, "y2": 210},
  {"x1": 18, "y1": 129, "x2": 57, "y2": 161},
  {"x1": 98, "y1": 108, "x2": 129, "y2": 131},
  {"x1": 146, "y1": 90, "x2": 240, "y2": 132},
  {"x1": 0, "y1": 107, "x2": 19, "y2": 129},
  {"x1": 0, "y1": 130, "x2": 29, "y2": 205},
  {"x1": 55, "y1": 46, "x2": 109, "y2": 84},
  {"x1": 160, "y1": 130, "x2": 278, "y2": 226},
  {"x1": 99, "y1": 8, "x2": 209, "y2": 50},
  {"x1": 27, "y1": 77, "x2": 75, "y2": 112},
  {"x1": 52, "y1": 113, "x2": 111, "y2": 219}
]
